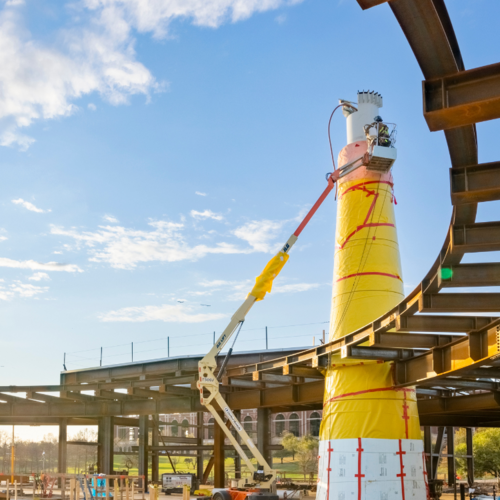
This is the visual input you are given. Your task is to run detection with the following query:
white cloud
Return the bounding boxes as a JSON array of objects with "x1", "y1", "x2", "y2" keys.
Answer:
[
  {"x1": 28, "y1": 272, "x2": 50, "y2": 281},
  {"x1": 0, "y1": 0, "x2": 302, "y2": 149},
  {"x1": 12, "y1": 198, "x2": 51, "y2": 213},
  {"x1": 190, "y1": 209, "x2": 224, "y2": 221},
  {"x1": 232, "y1": 219, "x2": 285, "y2": 253},
  {"x1": 272, "y1": 283, "x2": 319, "y2": 293},
  {"x1": 50, "y1": 219, "x2": 260, "y2": 269},
  {"x1": 275, "y1": 14, "x2": 286, "y2": 24},
  {"x1": 100, "y1": 303, "x2": 226, "y2": 323},
  {"x1": 0, "y1": 229, "x2": 7, "y2": 242},
  {"x1": 0, "y1": 280, "x2": 48, "y2": 301},
  {"x1": 195, "y1": 192, "x2": 207, "y2": 197},
  {"x1": 88, "y1": 103, "x2": 97, "y2": 111},
  {"x1": 198, "y1": 278, "x2": 319, "y2": 300},
  {"x1": 103, "y1": 214, "x2": 119, "y2": 223},
  {"x1": 0, "y1": 257, "x2": 82, "y2": 273}
]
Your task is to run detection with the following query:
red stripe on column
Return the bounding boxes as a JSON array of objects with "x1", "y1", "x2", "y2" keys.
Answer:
[
  {"x1": 422, "y1": 451, "x2": 430, "y2": 500},
  {"x1": 402, "y1": 391, "x2": 410, "y2": 439},
  {"x1": 326, "y1": 443, "x2": 333, "y2": 500},
  {"x1": 355, "y1": 438, "x2": 365, "y2": 500},
  {"x1": 336, "y1": 271, "x2": 402, "y2": 282},
  {"x1": 396, "y1": 439, "x2": 406, "y2": 500},
  {"x1": 323, "y1": 386, "x2": 415, "y2": 407}
]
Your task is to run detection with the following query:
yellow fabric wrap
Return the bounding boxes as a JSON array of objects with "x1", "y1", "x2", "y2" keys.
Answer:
[
  {"x1": 321, "y1": 166, "x2": 419, "y2": 442},
  {"x1": 320, "y1": 359, "x2": 421, "y2": 440},
  {"x1": 330, "y1": 176, "x2": 404, "y2": 340},
  {"x1": 249, "y1": 251, "x2": 289, "y2": 301}
]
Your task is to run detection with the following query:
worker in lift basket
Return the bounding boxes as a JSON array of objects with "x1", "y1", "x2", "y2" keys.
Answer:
[{"x1": 377, "y1": 121, "x2": 391, "y2": 147}]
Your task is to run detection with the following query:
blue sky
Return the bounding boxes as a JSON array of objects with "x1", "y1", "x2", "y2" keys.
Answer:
[{"x1": 0, "y1": 0, "x2": 498, "y2": 386}]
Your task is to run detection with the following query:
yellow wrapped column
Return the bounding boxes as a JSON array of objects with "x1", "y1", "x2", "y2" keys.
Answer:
[{"x1": 317, "y1": 92, "x2": 427, "y2": 500}]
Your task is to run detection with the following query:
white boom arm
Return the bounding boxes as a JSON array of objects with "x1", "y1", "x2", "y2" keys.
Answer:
[{"x1": 197, "y1": 172, "x2": 339, "y2": 489}]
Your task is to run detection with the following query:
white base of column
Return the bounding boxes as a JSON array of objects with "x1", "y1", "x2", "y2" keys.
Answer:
[{"x1": 316, "y1": 438, "x2": 428, "y2": 500}]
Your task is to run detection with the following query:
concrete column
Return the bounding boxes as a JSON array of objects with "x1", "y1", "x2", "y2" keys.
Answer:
[
  {"x1": 152, "y1": 416, "x2": 159, "y2": 482},
  {"x1": 257, "y1": 408, "x2": 271, "y2": 465},
  {"x1": 213, "y1": 411, "x2": 225, "y2": 488},
  {"x1": 58, "y1": 418, "x2": 68, "y2": 475},
  {"x1": 196, "y1": 412, "x2": 204, "y2": 483},
  {"x1": 233, "y1": 410, "x2": 241, "y2": 480},
  {"x1": 138, "y1": 416, "x2": 149, "y2": 491},
  {"x1": 98, "y1": 417, "x2": 115, "y2": 474}
]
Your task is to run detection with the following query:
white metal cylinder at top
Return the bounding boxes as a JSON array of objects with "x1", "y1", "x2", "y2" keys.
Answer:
[{"x1": 346, "y1": 91, "x2": 383, "y2": 145}]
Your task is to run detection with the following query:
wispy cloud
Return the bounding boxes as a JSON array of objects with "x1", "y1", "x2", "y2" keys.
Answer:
[
  {"x1": 195, "y1": 191, "x2": 207, "y2": 197},
  {"x1": 0, "y1": 257, "x2": 82, "y2": 273},
  {"x1": 103, "y1": 214, "x2": 119, "y2": 223},
  {"x1": 199, "y1": 278, "x2": 319, "y2": 300},
  {"x1": 190, "y1": 209, "x2": 224, "y2": 221},
  {"x1": 0, "y1": 0, "x2": 302, "y2": 149},
  {"x1": 0, "y1": 281, "x2": 48, "y2": 301},
  {"x1": 12, "y1": 198, "x2": 51, "y2": 213},
  {"x1": 28, "y1": 272, "x2": 50, "y2": 281},
  {"x1": 232, "y1": 219, "x2": 285, "y2": 253},
  {"x1": 50, "y1": 215, "x2": 289, "y2": 269},
  {"x1": 100, "y1": 303, "x2": 226, "y2": 323}
]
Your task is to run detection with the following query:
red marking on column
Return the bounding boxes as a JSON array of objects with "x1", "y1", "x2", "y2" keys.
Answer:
[
  {"x1": 337, "y1": 181, "x2": 396, "y2": 250},
  {"x1": 326, "y1": 443, "x2": 333, "y2": 499},
  {"x1": 422, "y1": 451, "x2": 430, "y2": 500},
  {"x1": 402, "y1": 391, "x2": 410, "y2": 439},
  {"x1": 355, "y1": 438, "x2": 365, "y2": 500},
  {"x1": 396, "y1": 439, "x2": 406, "y2": 500},
  {"x1": 336, "y1": 271, "x2": 402, "y2": 282},
  {"x1": 323, "y1": 386, "x2": 415, "y2": 406}
]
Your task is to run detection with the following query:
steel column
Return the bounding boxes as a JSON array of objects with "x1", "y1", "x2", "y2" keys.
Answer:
[
  {"x1": 98, "y1": 416, "x2": 114, "y2": 474},
  {"x1": 197, "y1": 412, "x2": 204, "y2": 483},
  {"x1": 466, "y1": 428, "x2": 474, "y2": 486},
  {"x1": 233, "y1": 410, "x2": 241, "y2": 480},
  {"x1": 139, "y1": 415, "x2": 149, "y2": 491},
  {"x1": 447, "y1": 427, "x2": 455, "y2": 486},
  {"x1": 424, "y1": 426, "x2": 432, "y2": 479},
  {"x1": 152, "y1": 415, "x2": 159, "y2": 482},
  {"x1": 213, "y1": 411, "x2": 225, "y2": 488},
  {"x1": 58, "y1": 418, "x2": 67, "y2": 475},
  {"x1": 257, "y1": 408, "x2": 271, "y2": 465}
]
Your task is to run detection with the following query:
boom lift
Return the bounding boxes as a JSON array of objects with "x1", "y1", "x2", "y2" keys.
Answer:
[
  {"x1": 197, "y1": 170, "x2": 339, "y2": 497},
  {"x1": 197, "y1": 101, "x2": 397, "y2": 499}
]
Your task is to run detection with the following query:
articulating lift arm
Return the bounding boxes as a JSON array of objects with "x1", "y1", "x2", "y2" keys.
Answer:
[{"x1": 197, "y1": 170, "x2": 339, "y2": 489}]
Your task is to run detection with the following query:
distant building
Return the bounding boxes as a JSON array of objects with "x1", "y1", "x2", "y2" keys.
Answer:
[{"x1": 114, "y1": 410, "x2": 322, "y2": 451}]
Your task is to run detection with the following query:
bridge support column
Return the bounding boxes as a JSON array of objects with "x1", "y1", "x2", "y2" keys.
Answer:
[
  {"x1": 98, "y1": 417, "x2": 114, "y2": 474},
  {"x1": 257, "y1": 408, "x2": 271, "y2": 465},
  {"x1": 139, "y1": 416, "x2": 149, "y2": 491},
  {"x1": 214, "y1": 411, "x2": 225, "y2": 488}
]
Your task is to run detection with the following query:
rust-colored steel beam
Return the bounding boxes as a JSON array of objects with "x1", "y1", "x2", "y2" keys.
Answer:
[
  {"x1": 419, "y1": 293, "x2": 500, "y2": 313},
  {"x1": 370, "y1": 331, "x2": 461, "y2": 349},
  {"x1": 396, "y1": 314, "x2": 494, "y2": 333},
  {"x1": 418, "y1": 392, "x2": 500, "y2": 414},
  {"x1": 424, "y1": 62, "x2": 500, "y2": 131},
  {"x1": 450, "y1": 221, "x2": 500, "y2": 254},
  {"x1": 395, "y1": 320, "x2": 500, "y2": 383},
  {"x1": 451, "y1": 162, "x2": 500, "y2": 205},
  {"x1": 438, "y1": 263, "x2": 500, "y2": 288},
  {"x1": 356, "y1": 0, "x2": 389, "y2": 10},
  {"x1": 341, "y1": 345, "x2": 418, "y2": 361}
]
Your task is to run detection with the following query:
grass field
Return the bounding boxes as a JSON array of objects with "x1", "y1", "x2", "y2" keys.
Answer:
[{"x1": 113, "y1": 456, "x2": 313, "y2": 482}]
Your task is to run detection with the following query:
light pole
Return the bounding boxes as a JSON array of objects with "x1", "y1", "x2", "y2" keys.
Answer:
[{"x1": 42, "y1": 451, "x2": 45, "y2": 472}]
